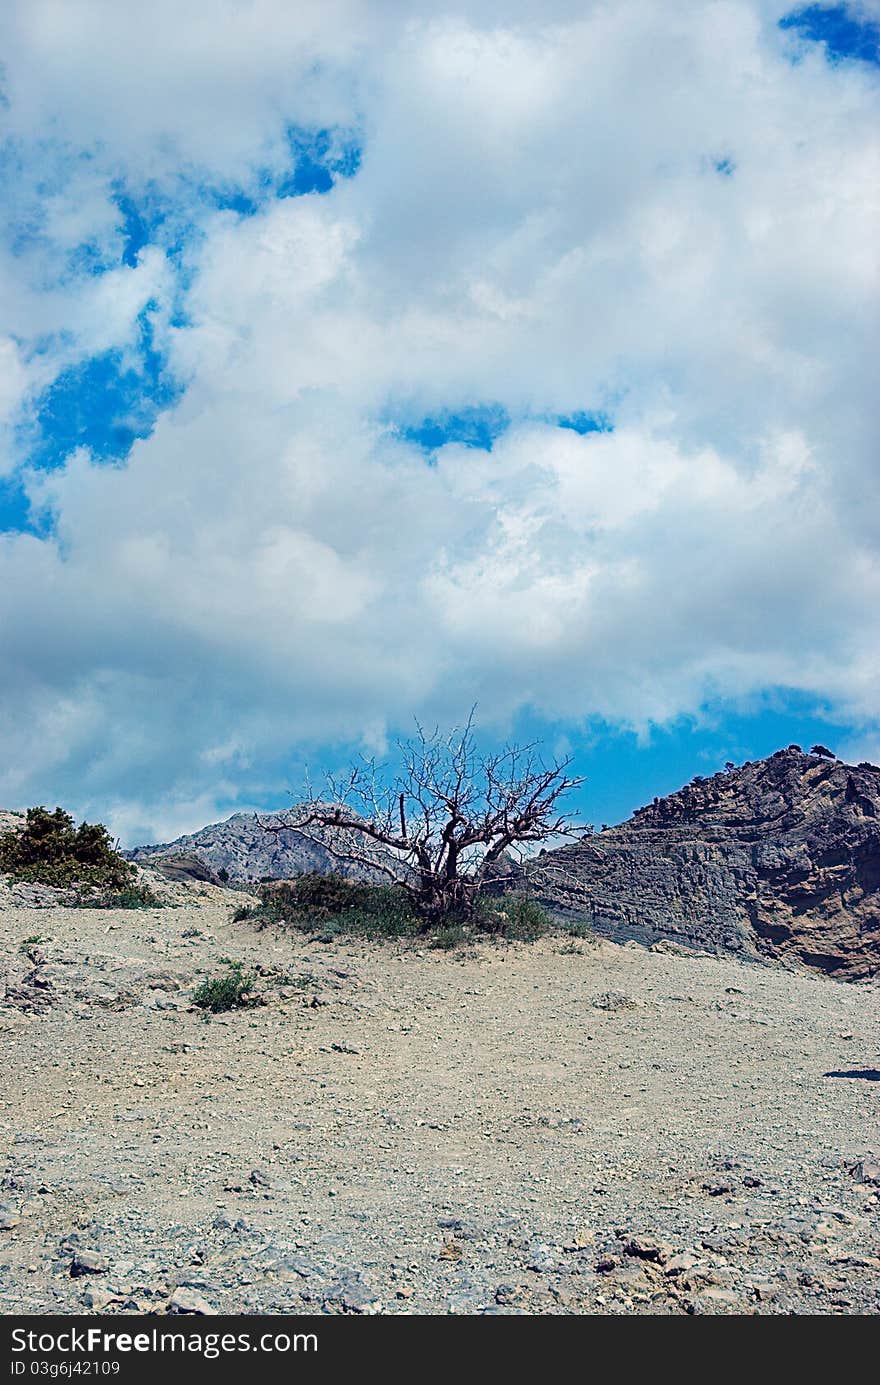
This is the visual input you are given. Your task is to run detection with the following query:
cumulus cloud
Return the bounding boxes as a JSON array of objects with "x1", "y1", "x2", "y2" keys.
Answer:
[{"x1": 0, "y1": 1, "x2": 878, "y2": 839}]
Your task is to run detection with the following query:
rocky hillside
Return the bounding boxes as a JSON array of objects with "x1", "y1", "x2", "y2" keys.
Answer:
[
  {"x1": 128, "y1": 809, "x2": 403, "y2": 885},
  {"x1": 518, "y1": 748, "x2": 880, "y2": 981}
]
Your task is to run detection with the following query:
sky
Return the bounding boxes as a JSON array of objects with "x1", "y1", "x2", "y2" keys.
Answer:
[{"x1": 0, "y1": 1, "x2": 878, "y2": 846}]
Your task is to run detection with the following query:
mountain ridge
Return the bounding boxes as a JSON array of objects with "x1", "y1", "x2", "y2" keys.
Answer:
[
  {"x1": 516, "y1": 746, "x2": 880, "y2": 979},
  {"x1": 127, "y1": 807, "x2": 403, "y2": 885}
]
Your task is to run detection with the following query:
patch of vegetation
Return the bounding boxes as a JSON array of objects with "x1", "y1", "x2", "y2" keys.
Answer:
[
  {"x1": 93, "y1": 882, "x2": 162, "y2": 909},
  {"x1": 559, "y1": 919, "x2": 595, "y2": 941},
  {"x1": 286, "y1": 971, "x2": 322, "y2": 990},
  {"x1": 192, "y1": 962, "x2": 258, "y2": 1012},
  {"x1": 474, "y1": 893, "x2": 553, "y2": 942},
  {"x1": 429, "y1": 922, "x2": 470, "y2": 950},
  {"x1": 19, "y1": 933, "x2": 48, "y2": 949},
  {"x1": 251, "y1": 874, "x2": 420, "y2": 941},
  {"x1": 83, "y1": 883, "x2": 154, "y2": 910},
  {"x1": 243, "y1": 874, "x2": 555, "y2": 948},
  {"x1": 0, "y1": 806, "x2": 146, "y2": 899}
]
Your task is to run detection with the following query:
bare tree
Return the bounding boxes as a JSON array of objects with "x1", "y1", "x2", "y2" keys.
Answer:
[{"x1": 264, "y1": 714, "x2": 585, "y2": 922}]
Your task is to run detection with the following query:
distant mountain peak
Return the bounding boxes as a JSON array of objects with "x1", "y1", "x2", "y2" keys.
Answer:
[{"x1": 128, "y1": 807, "x2": 401, "y2": 884}]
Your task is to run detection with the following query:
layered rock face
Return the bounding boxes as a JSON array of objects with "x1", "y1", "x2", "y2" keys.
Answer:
[{"x1": 520, "y1": 749, "x2": 880, "y2": 980}]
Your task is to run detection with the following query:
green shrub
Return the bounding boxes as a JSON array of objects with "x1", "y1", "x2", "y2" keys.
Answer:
[
  {"x1": 559, "y1": 919, "x2": 595, "y2": 940},
  {"x1": 475, "y1": 893, "x2": 553, "y2": 941},
  {"x1": 0, "y1": 806, "x2": 136, "y2": 891},
  {"x1": 429, "y1": 922, "x2": 470, "y2": 950},
  {"x1": 251, "y1": 874, "x2": 421, "y2": 941},
  {"x1": 240, "y1": 875, "x2": 554, "y2": 949},
  {"x1": 97, "y1": 883, "x2": 162, "y2": 910},
  {"x1": 192, "y1": 962, "x2": 257, "y2": 1012}
]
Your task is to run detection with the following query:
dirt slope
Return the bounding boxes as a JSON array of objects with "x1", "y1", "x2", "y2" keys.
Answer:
[{"x1": 1, "y1": 892, "x2": 879, "y2": 1315}]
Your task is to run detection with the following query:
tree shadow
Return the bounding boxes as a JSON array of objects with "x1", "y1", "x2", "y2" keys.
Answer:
[{"x1": 824, "y1": 1069, "x2": 880, "y2": 1081}]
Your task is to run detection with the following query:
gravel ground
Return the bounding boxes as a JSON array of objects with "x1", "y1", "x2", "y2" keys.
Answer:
[{"x1": 1, "y1": 891, "x2": 879, "y2": 1315}]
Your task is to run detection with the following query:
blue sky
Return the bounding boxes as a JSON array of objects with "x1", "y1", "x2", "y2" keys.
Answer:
[
  {"x1": 0, "y1": 1, "x2": 878, "y2": 844},
  {"x1": 780, "y1": 3, "x2": 880, "y2": 61}
]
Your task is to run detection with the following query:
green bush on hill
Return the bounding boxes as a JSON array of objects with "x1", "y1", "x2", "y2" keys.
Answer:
[{"x1": 0, "y1": 806, "x2": 158, "y2": 906}]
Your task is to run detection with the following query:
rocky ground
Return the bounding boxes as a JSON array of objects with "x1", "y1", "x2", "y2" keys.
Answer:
[{"x1": 1, "y1": 886, "x2": 879, "y2": 1316}]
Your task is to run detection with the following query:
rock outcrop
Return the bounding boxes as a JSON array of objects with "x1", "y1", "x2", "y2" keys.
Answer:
[{"x1": 518, "y1": 748, "x2": 880, "y2": 980}]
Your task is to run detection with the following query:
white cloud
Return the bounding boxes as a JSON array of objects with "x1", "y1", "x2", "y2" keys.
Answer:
[{"x1": 0, "y1": 1, "x2": 878, "y2": 840}]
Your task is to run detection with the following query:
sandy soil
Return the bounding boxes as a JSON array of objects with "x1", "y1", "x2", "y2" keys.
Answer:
[{"x1": 1, "y1": 891, "x2": 879, "y2": 1315}]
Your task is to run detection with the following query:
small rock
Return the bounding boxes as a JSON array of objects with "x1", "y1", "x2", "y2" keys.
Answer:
[
  {"x1": 688, "y1": 1288, "x2": 747, "y2": 1315},
  {"x1": 70, "y1": 1251, "x2": 108, "y2": 1277},
  {"x1": 591, "y1": 991, "x2": 636, "y2": 1011},
  {"x1": 81, "y1": 1285, "x2": 119, "y2": 1311},
  {"x1": 624, "y1": 1235, "x2": 673, "y2": 1264},
  {"x1": 852, "y1": 1159, "x2": 880, "y2": 1187},
  {"x1": 275, "y1": 1254, "x2": 323, "y2": 1279},
  {"x1": 751, "y1": 1282, "x2": 778, "y2": 1302},
  {"x1": 323, "y1": 1276, "x2": 380, "y2": 1314},
  {"x1": 525, "y1": 1242, "x2": 557, "y2": 1272},
  {"x1": 439, "y1": 1240, "x2": 463, "y2": 1262},
  {"x1": 437, "y1": 1217, "x2": 470, "y2": 1233},
  {"x1": 446, "y1": 1291, "x2": 491, "y2": 1313},
  {"x1": 0, "y1": 1205, "x2": 21, "y2": 1231},
  {"x1": 563, "y1": 1229, "x2": 595, "y2": 1251},
  {"x1": 494, "y1": 1283, "x2": 521, "y2": 1305},
  {"x1": 168, "y1": 1287, "x2": 217, "y2": 1315}
]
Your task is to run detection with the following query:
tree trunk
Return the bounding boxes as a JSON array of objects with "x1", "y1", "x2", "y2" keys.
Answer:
[{"x1": 414, "y1": 870, "x2": 474, "y2": 924}]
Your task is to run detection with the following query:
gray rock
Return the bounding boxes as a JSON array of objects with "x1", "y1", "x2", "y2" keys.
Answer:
[
  {"x1": 624, "y1": 1235, "x2": 674, "y2": 1264},
  {"x1": 525, "y1": 1243, "x2": 557, "y2": 1272},
  {"x1": 687, "y1": 1287, "x2": 749, "y2": 1315},
  {"x1": 591, "y1": 991, "x2": 636, "y2": 1012},
  {"x1": 852, "y1": 1159, "x2": 880, "y2": 1186},
  {"x1": 494, "y1": 1283, "x2": 521, "y2": 1305},
  {"x1": 168, "y1": 1286, "x2": 217, "y2": 1315},
  {"x1": 81, "y1": 1285, "x2": 119, "y2": 1311},
  {"x1": 0, "y1": 1205, "x2": 21, "y2": 1231},
  {"x1": 323, "y1": 1275, "x2": 381, "y2": 1314},
  {"x1": 70, "y1": 1251, "x2": 108, "y2": 1277}
]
